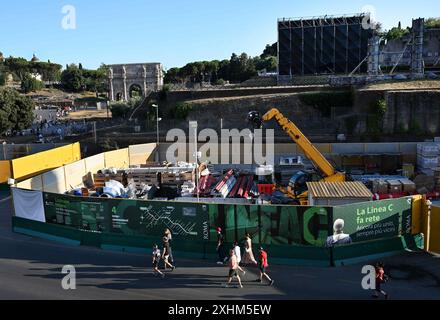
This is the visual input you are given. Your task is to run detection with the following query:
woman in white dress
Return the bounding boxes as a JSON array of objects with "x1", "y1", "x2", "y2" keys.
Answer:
[{"x1": 241, "y1": 233, "x2": 258, "y2": 265}]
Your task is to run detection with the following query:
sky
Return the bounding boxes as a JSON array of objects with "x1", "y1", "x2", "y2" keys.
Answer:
[{"x1": 1, "y1": 0, "x2": 439, "y2": 70}]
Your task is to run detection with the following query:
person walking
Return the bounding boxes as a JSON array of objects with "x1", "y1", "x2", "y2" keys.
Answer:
[
  {"x1": 242, "y1": 233, "x2": 258, "y2": 266},
  {"x1": 233, "y1": 241, "x2": 246, "y2": 275},
  {"x1": 256, "y1": 246, "x2": 274, "y2": 286},
  {"x1": 372, "y1": 262, "x2": 389, "y2": 299},
  {"x1": 216, "y1": 227, "x2": 227, "y2": 264},
  {"x1": 162, "y1": 235, "x2": 176, "y2": 271},
  {"x1": 152, "y1": 244, "x2": 165, "y2": 278},
  {"x1": 164, "y1": 228, "x2": 174, "y2": 266},
  {"x1": 226, "y1": 249, "x2": 243, "y2": 288}
]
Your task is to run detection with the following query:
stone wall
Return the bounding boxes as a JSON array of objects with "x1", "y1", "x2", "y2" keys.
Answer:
[{"x1": 383, "y1": 90, "x2": 440, "y2": 134}]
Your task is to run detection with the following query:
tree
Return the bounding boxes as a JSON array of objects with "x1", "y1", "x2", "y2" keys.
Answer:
[
  {"x1": 61, "y1": 64, "x2": 84, "y2": 92},
  {"x1": 0, "y1": 87, "x2": 35, "y2": 134},
  {"x1": 261, "y1": 43, "x2": 277, "y2": 58},
  {"x1": 21, "y1": 74, "x2": 44, "y2": 93},
  {"x1": 425, "y1": 18, "x2": 440, "y2": 29},
  {"x1": 4, "y1": 57, "x2": 29, "y2": 81}
]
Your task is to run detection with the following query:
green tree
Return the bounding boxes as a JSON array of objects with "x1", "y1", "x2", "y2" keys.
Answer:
[
  {"x1": 21, "y1": 74, "x2": 44, "y2": 93},
  {"x1": 261, "y1": 43, "x2": 277, "y2": 58},
  {"x1": 0, "y1": 87, "x2": 35, "y2": 134},
  {"x1": 4, "y1": 57, "x2": 29, "y2": 81},
  {"x1": 425, "y1": 18, "x2": 440, "y2": 29},
  {"x1": 61, "y1": 64, "x2": 84, "y2": 92}
]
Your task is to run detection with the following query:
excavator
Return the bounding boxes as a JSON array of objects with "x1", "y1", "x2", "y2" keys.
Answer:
[{"x1": 247, "y1": 108, "x2": 346, "y2": 205}]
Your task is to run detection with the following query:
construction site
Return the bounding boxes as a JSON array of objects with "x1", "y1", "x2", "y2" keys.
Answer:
[{"x1": 1, "y1": 6, "x2": 440, "y2": 303}]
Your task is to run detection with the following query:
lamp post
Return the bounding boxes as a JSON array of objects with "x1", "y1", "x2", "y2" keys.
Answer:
[
  {"x1": 189, "y1": 121, "x2": 200, "y2": 202},
  {"x1": 152, "y1": 104, "x2": 160, "y2": 146}
]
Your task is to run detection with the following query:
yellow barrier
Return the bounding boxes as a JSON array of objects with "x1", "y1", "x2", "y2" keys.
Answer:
[
  {"x1": 104, "y1": 148, "x2": 129, "y2": 168},
  {"x1": 11, "y1": 142, "x2": 81, "y2": 181},
  {"x1": 429, "y1": 206, "x2": 440, "y2": 254},
  {"x1": 411, "y1": 195, "x2": 423, "y2": 235},
  {"x1": 0, "y1": 160, "x2": 12, "y2": 184},
  {"x1": 128, "y1": 143, "x2": 157, "y2": 165}
]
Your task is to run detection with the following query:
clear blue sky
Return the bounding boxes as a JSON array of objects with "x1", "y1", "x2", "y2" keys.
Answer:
[{"x1": 1, "y1": 0, "x2": 439, "y2": 70}]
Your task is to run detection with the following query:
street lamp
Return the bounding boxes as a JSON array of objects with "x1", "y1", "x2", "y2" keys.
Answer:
[
  {"x1": 189, "y1": 121, "x2": 200, "y2": 202},
  {"x1": 152, "y1": 104, "x2": 161, "y2": 146}
]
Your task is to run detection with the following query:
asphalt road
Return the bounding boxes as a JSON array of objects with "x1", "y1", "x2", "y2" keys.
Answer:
[{"x1": 1, "y1": 190, "x2": 440, "y2": 300}]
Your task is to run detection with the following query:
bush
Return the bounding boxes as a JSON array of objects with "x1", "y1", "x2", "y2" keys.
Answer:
[
  {"x1": 366, "y1": 99, "x2": 388, "y2": 135},
  {"x1": 173, "y1": 102, "x2": 193, "y2": 120},
  {"x1": 215, "y1": 78, "x2": 226, "y2": 86},
  {"x1": 110, "y1": 103, "x2": 131, "y2": 118},
  {"x1": 21, "y1": 74, "x2": 44, "y2": 93},
  {"x1": 0, "y1": 73, "x2": 5, "y2": 86},
  {"x1": 0, "y1": 87, "x2": 35, "y2": 134}
]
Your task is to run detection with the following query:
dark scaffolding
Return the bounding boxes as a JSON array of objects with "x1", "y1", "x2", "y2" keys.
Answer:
[{"x1": 278, "y1": 14, "x2": 374, "y2": 77}]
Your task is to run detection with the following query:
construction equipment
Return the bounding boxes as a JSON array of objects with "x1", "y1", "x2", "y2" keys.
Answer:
[{"x1": 248, "y1": 108, "x2": 345, "y2": 204}]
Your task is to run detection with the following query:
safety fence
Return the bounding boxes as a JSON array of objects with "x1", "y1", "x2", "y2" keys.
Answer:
[
  {"x1": 14, "y1": 143, "x2": 157, "y2": 193},
  {"x1": 11, "y1": 187, "x2": 422, "y2": 266},
  {"x1": 0, "y1": 143, "x2": 80, "y2": 184}
]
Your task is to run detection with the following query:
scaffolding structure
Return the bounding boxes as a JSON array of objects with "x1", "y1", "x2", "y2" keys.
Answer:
[{"x1": 278, "y1": 13, "x2": 374, "y2": 80}]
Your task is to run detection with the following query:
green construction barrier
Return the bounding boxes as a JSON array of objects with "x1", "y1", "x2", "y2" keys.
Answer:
[{"x1": 332, "y1": 234, "x2": 424, "y2": 266}]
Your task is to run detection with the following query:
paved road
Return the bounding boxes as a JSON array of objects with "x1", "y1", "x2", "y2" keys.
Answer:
[{"x1": 1, "y1": 190, "x2": 440, "y2": 300}]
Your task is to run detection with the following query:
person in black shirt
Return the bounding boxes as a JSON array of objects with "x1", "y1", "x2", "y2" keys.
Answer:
[{"x1": 216, "y1": 227, "x2": 227, "y2": 264}]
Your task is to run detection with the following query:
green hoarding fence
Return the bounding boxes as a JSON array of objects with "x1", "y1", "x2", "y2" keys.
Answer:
[{"x1": 12, "y1": 192, "x2": 424, "y2": 267}]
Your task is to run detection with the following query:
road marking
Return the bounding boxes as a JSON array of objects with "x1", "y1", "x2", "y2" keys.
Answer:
[{"x1": 0, "y1": 196, "x2": 11, "y2": 203}]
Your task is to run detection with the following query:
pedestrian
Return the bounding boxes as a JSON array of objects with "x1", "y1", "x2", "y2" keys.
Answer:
[
  {"x1": 372, "y1": 262, "x2": 389, "y2": 299},
  {"x1": 216, "y1": 227, "x2": 227, "y2": 264},
  {"x1": 152, "y1": 244, "x2": 165, "y2": 278},
  {"x1": 242, "y1": 233, "x2": 258, "y2": 266},
  {"x1": 226, "y1": 249, "x2": 243, "y2": 288},
  {"x1": 256, "y1": 246, "x2": 274, "y2": 286},
  {"x1": 162, "y1": 235, "x2": 176, "y2": 271},
  {"x1": 164, "y1": 228, "x2": 174, "y2": 266},
  {"x1": 233, "y1": 241, "x2": 246, "y2": 275}
]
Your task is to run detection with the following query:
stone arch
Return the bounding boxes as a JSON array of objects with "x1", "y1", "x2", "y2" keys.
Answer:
[
  {"x1": 107, "y1": 63, "x2": 164, "y2": 102},
  {"x1": 128, "y1": 83, "x2": 143, "y2": 98}
]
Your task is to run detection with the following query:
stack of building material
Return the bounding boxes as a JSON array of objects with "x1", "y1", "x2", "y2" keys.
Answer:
[
  {"x1": 181, "y1": 181, "x2": 196, "y2": 197},
  {"x1": 197, "y1": 175, "x2": 218, "y2": 197},
  {"x1": 372, "y1": 179, "x2": 388, "y2": 194},
  {"x1": 399, "y1": 178, "x2": 417, "y2": 194},
  {"x1": 93, "y1": 172, "x2": 126, "y2": 188},
  {"x1": 127, "y1": 172, "x2": 158, "y2": 189},
  {"x1": 387, "y1": 180, "x2": 403, "y2": 193},
  {"x1": 417, "y1": 143, "x2": 440, "y2": 175}
]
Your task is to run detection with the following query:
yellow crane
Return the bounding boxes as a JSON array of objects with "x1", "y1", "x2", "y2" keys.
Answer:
[{"x1": 248, "y1": 108, "x2": 345, "y2": 204}]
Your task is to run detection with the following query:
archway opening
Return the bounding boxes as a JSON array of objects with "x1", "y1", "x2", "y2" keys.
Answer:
[
  {"x1": 129, "y1": 84, "x2": 143, "y2": 99},
  {"x1": 116, "y1": 92, "x2": 123, "y2": 101}
]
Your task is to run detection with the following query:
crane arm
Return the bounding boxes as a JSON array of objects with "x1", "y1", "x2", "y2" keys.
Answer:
[{"x1": 262, "y1": 108, "x2": 338, "y2": 179}]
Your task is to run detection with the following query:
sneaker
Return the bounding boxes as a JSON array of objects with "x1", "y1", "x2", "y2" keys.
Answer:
[
  {"x1": 217, "y1": 261, "x2": 224, "y2": 265},
  {"x1": 255, "y1": 279, "x2": 262, "y2": 283},
  {"x1": 239, "y1": 285, "x2": 243, "y2": 289},
  {"x1": 242, "y1": 271, "x2": 246, "y2": 276},
  {"x1": 269, "y1": 280, "x2": 275, "y2": 286},
  {"x1": 171, "y1": 266, "x2": 176, "y2": 271}
]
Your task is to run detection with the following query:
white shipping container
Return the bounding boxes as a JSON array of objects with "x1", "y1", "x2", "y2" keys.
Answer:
[
  {"x1": 417, "y1": 143, "x2": 440, "y2": 157},
  {"x1": 417, "y1": 155, "x2": 439, "y2": 169}
]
